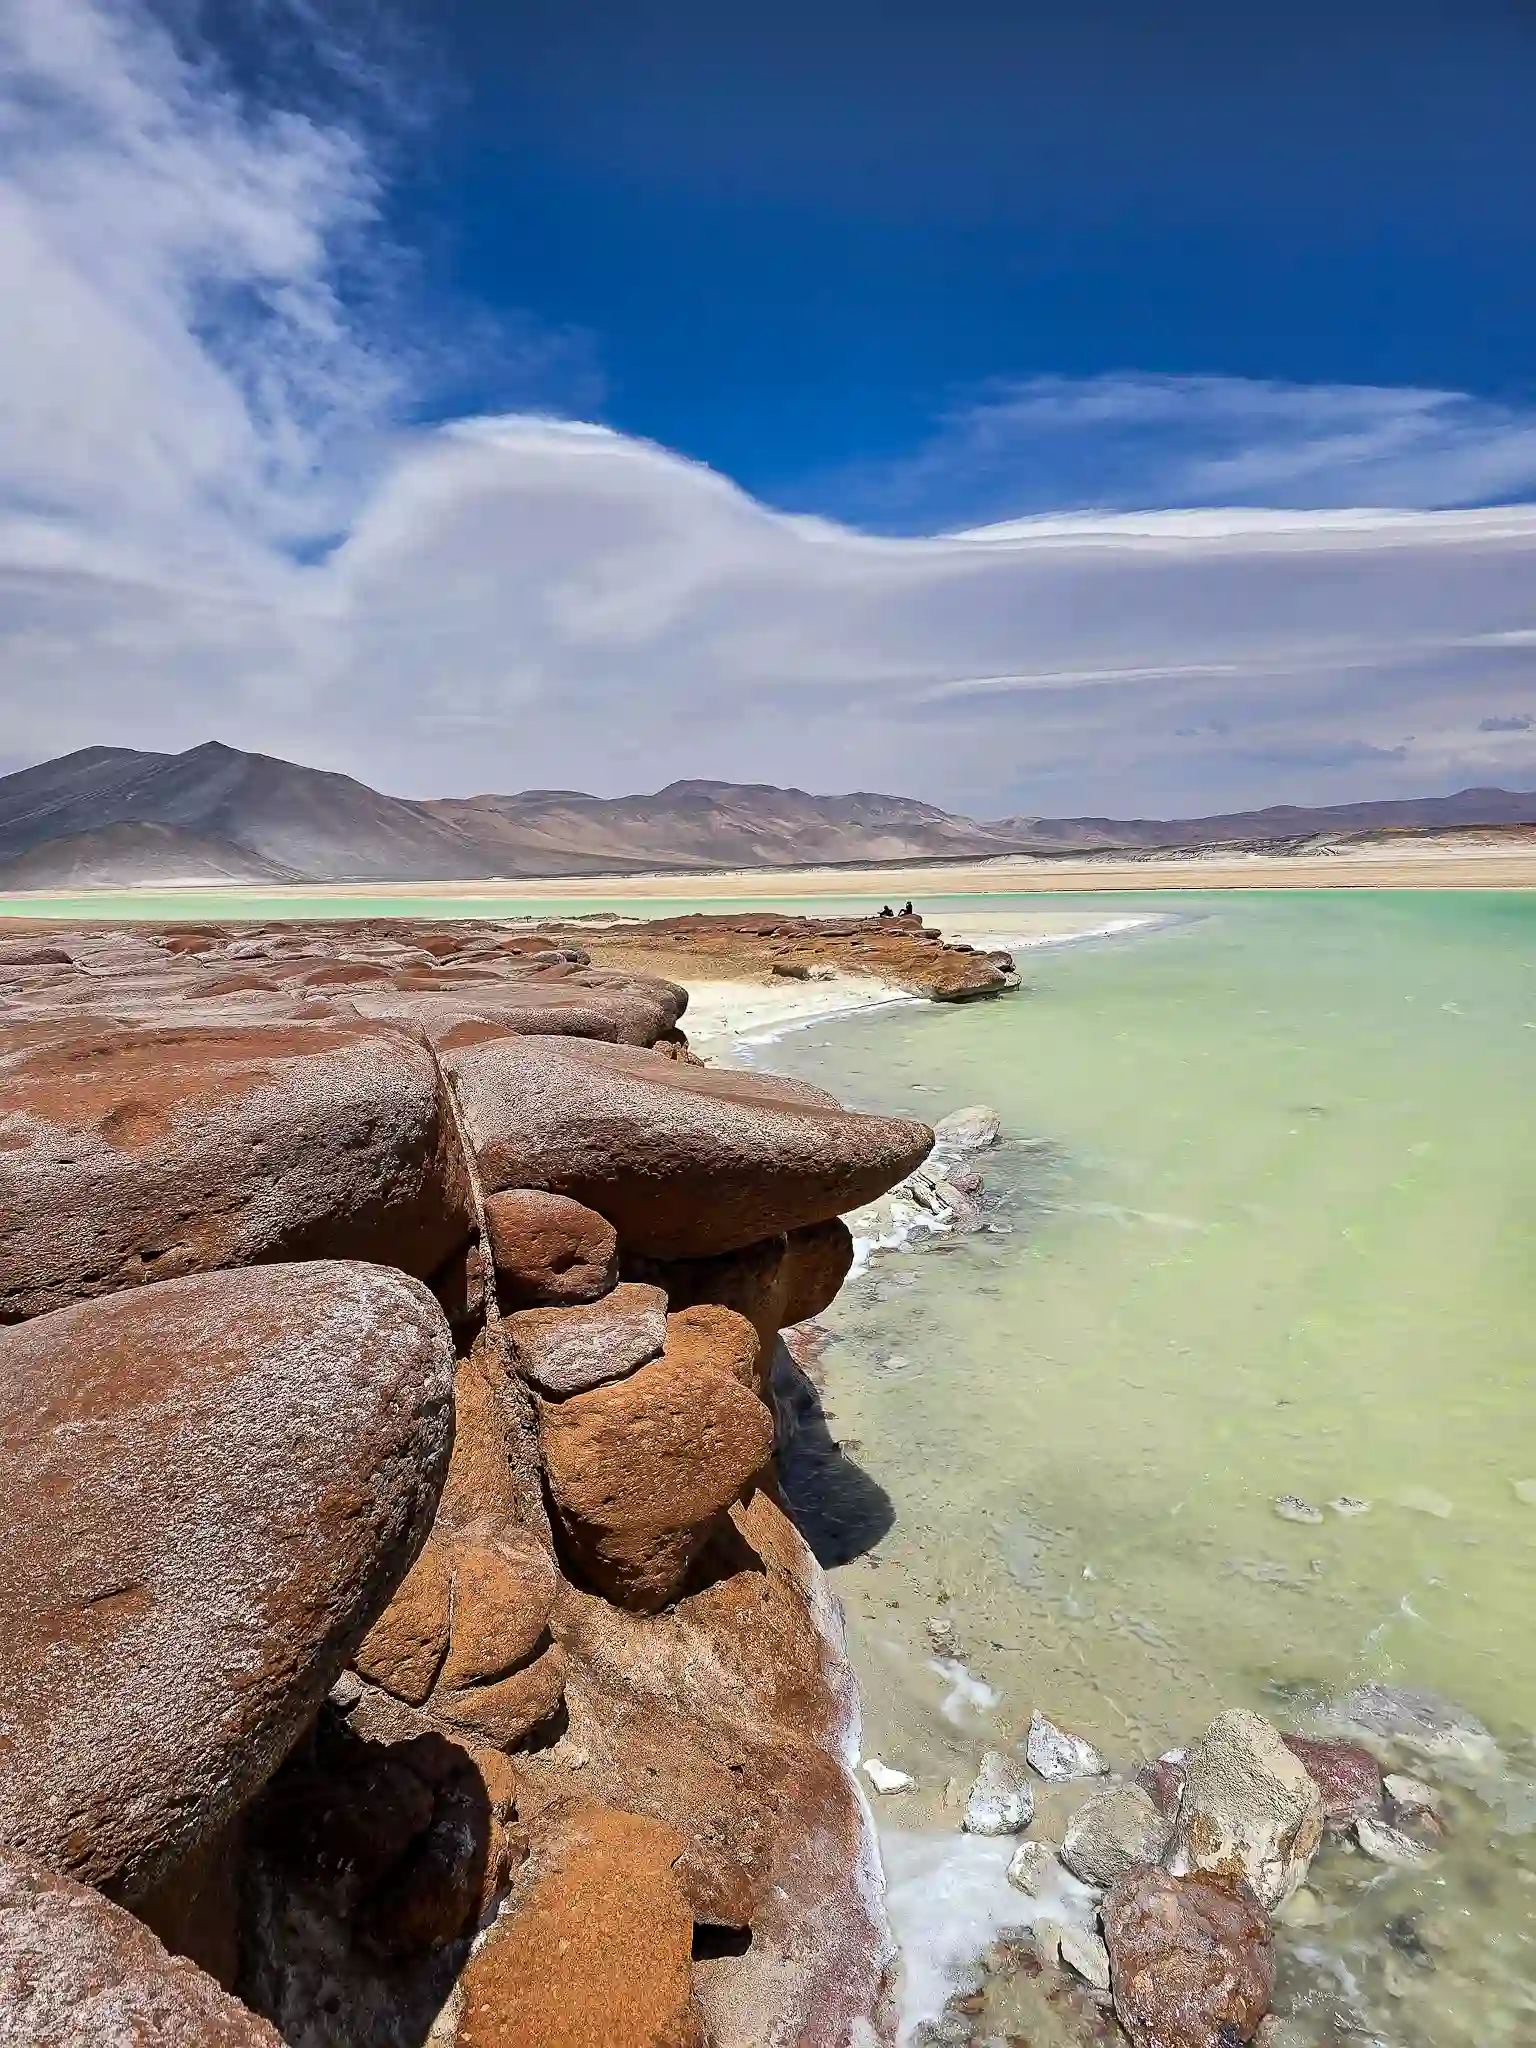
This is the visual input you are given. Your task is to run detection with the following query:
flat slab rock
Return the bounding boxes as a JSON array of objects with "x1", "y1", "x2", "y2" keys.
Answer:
[
  {"x1": 0, "y1": 1848, "x2": 281, "y2": 2046},
  {"x1": 505, "y1": 1282, "x2": 668, "y2": 1396},
  {"x1": 0, "y1": 1262, "x2": 454, "y2": 1896},
  {"x1": 446, "y1": 1032, "x2": 933, "y2": 1259}
]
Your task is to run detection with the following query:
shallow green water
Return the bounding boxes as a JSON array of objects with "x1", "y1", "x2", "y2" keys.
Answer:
[{"x1": 755, "y1": 892, "x2": 1536, "y2": 2042}]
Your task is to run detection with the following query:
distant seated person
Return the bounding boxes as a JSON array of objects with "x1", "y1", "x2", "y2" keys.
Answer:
[
  {"x1": 879, "y1": 903, "x2": 894, "y2": 917},
  {"x1": 901, "y1": 900, "x2": 914, "y2": 916}
]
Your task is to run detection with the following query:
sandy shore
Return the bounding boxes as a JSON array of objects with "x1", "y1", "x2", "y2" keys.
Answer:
[
  {"x1": 677, "y1": 974, "x2": 915, "y2": 1051},
  {"x1": 517, "y1": 835, "x2": 1536, "y2": 898}
]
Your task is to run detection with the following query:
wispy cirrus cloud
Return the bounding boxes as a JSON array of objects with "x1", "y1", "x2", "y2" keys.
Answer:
[{"x1": 806, "y1": 374, "x2": 1536, "y2": 535}]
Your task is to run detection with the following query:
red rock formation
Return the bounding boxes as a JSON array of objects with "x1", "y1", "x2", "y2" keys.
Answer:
[
  {"x1": 0, "y1": 1020, "x2": 473, "y2": 1322},
  {"x1": 446, "y1": 1033, "x2": 932, "y2": 1258},
  {"x1": 0, "y1": 1263, "x2": 454, "y2": 1899},
  {"x1": 0, "y1": 1848, "x2": 282, "y2": 2046},
  {"x1": 450, "y1": 1802, "x2": 703, "y2": 2048},
  {"x1": 0, "y1": 914, "x2": 922, "y2": 2047}
]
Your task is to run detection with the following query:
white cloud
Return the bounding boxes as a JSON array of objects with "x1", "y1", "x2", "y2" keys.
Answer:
[
  {"x1": 811, "y1": 375, "x2": 1536, "y2": 534},
  {"x1": 1, "y1": 3, "x2": 1535, "y2": 823}
]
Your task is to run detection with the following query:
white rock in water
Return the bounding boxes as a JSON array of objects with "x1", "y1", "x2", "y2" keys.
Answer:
[
  {"x1": 962, "y1": 1749, "x2": 1035, "y2": 1835},
  {"x1": 863, "y1": 1757, "x2": 914, "y2": 1795},
  {"x1": 1335, "y1": 1683, "x2": 1500, "y2": 1771},
  {"x1": 1061, "y1": 1781, "x2": 1170, "y2": 1887},
  {"x1": 1384, "y1": 1773, "x2": 1441, "y2": 1815},
  {"x1": 1274, "y1": 1495, "x2": 1324, "y2": 1525},
  {"x1": 933, "y1": 1105, "x2": 1001, "y2": 1152},
  {"x1": 1167, "y1": 1709, "x2": 1324, "y2": 1910},
  {"x1": 1026, "y1": 1711, "x2": 1109, "y2": 1782},
  {"x1": 1056, "y1": 1925, "x2": 1112, "y2": 1992},
  {"x1": 1356, "y1": 1815, "x2": 1437, "y2": 1867},
  {"x1": 1511, "y1": 1478, "x2": 1536, "y2": 1506},
  {"x1": 1396, "y1": 1486, "x2": 1454, "y2": 1518},
  {"x1": 1330, "y1": 1496, "x2": 1373, "y2": 1516},
  {"x1": 1006, "y1": 1840, "x2": 1061, "y2": 1895}
]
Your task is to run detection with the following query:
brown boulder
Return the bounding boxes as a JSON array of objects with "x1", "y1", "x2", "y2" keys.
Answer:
[
  {"x1": 0, "y1": 1846, "x2": 281, "y2": 2045},
  {"x1": 437, "y1": 1524, "x2": 560, "y2": 1692},
  {"x1": 1279, "y1": 1735, "x2": 1384, "y2": 1830},
  {"x1": 0, "y1": 1020, "x2": 473, "y2": 1322},
  {"x1": 0, "y1": 1262, "x2": 454, "y2": 1897},
  {"x1": 505, "y1": 1281, "x2": 667, "y2": 1397},
  {"x1": 432, "y1": 1647, "x2": 569, "y2": 1749},
  {"x1": 446, "y1": 1034, "x2": 931, "y2": 1259},
  {"x1": 353, "y1": 1536, "x2": 455, "y2": 1706},
  {"x1": 663, "y1": 1304, "x2": 762, "y2": 1390},
  {"x1": 641, "y1": 1218, "x2": 854, "y2": 1353},
  {"x1": 1102, "y1": 1865, "x2": 1273, "y2": 2048},
  {"x1": 778, "y1": 1218, "x2": 855, "y2": 1325},
  {"x1": 452, "y1": 1802, "x2": 702, "y2": 2048},
  {"x1": 484, "y1": 1187, "x2": 619, "y2": 1306},
  {"x1": 538, "y1": 1354, "x2": 776, "y2": 1612}
]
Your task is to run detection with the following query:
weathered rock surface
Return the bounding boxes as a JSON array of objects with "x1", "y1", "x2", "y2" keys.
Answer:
[
  {"x1": 537, "y1": 1487, "x2": 897, "y2": 2046},
  {"x1": 451, "y1": 1802, "x2": 702, "y2": 2048},
  {"x1": 1279, "y1": 1735, "x2": 1383, "y2": 1830},
  {"x1": 1168, "y1": 1711, "x2": 1324, "y2": 1911},
  {"x1": 482, "y1": 1187, "x2": 618, "y2": 1306},
  {"x1": 1102, "y1": 1864, "x2": 1273, "y2": 2048},
  {"x1": 506, "y1": 1280, "x2": 668, "y2": 1397},
  {"x1": 0, "y1": 1847, "x2": 282, "y2": 2046},
  {"x1": 0, "y1": 1019, "x2": 473, "y2": 1322},
  {"x1": 962, "y1": 1750, "x2": 1035, "y2": 1835},
  {"x1": 639, "y1": 1218, "x2": 854, "y2": 1354},
  {"x1": 1061, "y1": 1782, "x2": 1171, "y2": 1887},
  {"x1": 932, "y1": 1104, "x2": 1001, "y2": 1151},
  {"x1": 538, "y1": 1349, "x2": 777, "y2": 1611},
  {"x1": 662, "y1": 1303, "x2": 763, "y2": 1388},
  {"x1": 447, "y1": 1033, "x2": 932, "y2": 1259},
  {"x1": 0, "y1": 1262, "x2": 454, "y2": 1896},
  {"x1": 1027, "y1": 1711, "x2": 1109, "y2": 1782}
]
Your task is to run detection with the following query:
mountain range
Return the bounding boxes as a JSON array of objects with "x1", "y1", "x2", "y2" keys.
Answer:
[{"x1": 1, "y1": 742, "x2": 1533, "y2": 887}]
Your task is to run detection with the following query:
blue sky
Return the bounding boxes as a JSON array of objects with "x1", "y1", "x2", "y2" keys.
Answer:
[
  {"x1": 0, "y1": 0, "x2": 1534, "y2": 814},
  {"x1": 378, "y1": 0, "x2": 1536, "y2": 519}
]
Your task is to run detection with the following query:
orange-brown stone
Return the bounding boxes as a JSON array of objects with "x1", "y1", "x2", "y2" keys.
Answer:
[{"x1": 453, "y1": 1803, "x2": 702, "y2": 2048}]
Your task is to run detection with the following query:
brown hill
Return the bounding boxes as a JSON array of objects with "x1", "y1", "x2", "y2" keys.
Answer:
[{"x1": 2, "y1": 742, "x2": 1534, "y2": 885}]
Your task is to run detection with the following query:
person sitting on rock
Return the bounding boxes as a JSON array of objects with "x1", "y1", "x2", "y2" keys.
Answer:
[
  {"x1": 901, "y1": 900, "x2": 914, "y2": 917},
  {"x1": 878, "y1": 904, "x2": 894, "y2": 917}
]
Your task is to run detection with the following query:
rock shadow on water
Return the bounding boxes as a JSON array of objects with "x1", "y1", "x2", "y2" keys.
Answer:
[{"x1": 770, "y1": 1336, "x2": 894, "y2": 1566}]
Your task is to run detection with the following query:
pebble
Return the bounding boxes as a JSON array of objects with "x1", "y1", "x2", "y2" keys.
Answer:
[
  {"x1": 1384, "y1": 1773, "x2": 1441, "y2": 1816},
  {"x1": 863, "y1": 1757, "x2": 914, "y2": 1795},
  {"x1": 1356, "y1": 1815, "x2": 1438, "y2": 1868},
  {"x1": 1005, "y1": 1839, "x2": 1060, "y2": 1896},
  {"x1": 1056, "y1": 1924, "x2": 1112, "y2": 1991},
  {"x1": 1025, "y1": 1710, "x2": 1109, "y2": 1782},
  {"x1": 962, "y1": 1749, "x2": 1035, "y2": 1835},
  {"x1": 1274, "y1": 1494, "x2": 1324, "y2": 1524}
]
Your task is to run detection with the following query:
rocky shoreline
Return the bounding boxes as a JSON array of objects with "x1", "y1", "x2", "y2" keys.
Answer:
[{"x1": 0, "y1": 911, "x2": 1018, "y2": 2044}]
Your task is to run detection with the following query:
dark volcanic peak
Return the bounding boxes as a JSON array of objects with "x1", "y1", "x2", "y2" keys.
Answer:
[{"x1": 0, "y1": 742, "x2": 1533, "y2": 886}]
